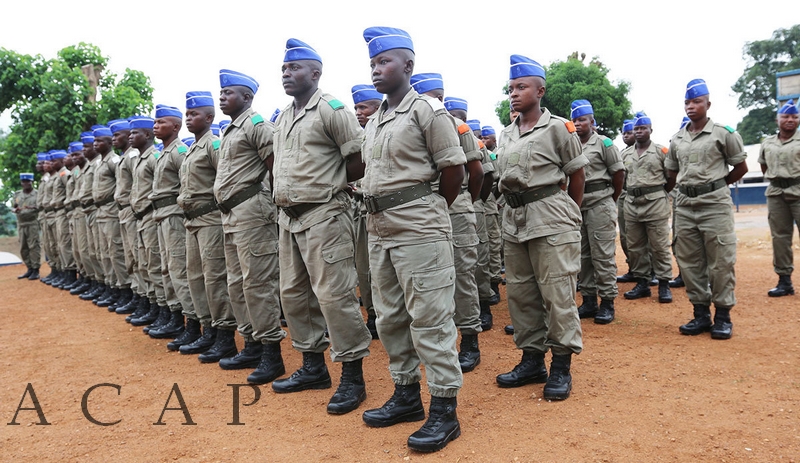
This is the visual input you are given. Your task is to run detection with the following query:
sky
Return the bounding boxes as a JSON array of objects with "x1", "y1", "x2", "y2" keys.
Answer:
[{"x1": 0, "y1": 0, "x2": 796, "y2": 148}]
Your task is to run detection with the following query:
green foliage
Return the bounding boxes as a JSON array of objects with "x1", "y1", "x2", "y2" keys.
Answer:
[
  {"x1": 0, "y1": 44, "x2": 153, "y2": 203},
  {"x1": 732, "y1": 24, "x2": 800, "y2": 144},
  {"x1": 0, "y1": 202, "x2": 16, "y2": 237}
]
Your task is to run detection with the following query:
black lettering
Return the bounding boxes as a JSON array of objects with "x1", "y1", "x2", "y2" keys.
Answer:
[
  {"x1": 8, "y1": 383, "x2": 50, "y2": 426},
  {"x1": 153, "y1": 383, "x2": 195, "y2": 426},
  {"x1": 81, "y1": 383, "x2": 122, "y2": 426},
  {"x1": 227, "y1": 384, "x2": 261, "y2": 425}
]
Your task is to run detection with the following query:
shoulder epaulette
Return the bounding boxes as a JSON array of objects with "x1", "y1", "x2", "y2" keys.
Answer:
[
  {"x1": 660, "y1": 146, "x2": 668, "y2": 154},
  {"x1": 177, "y1": 145, "x2": 188, "y2": 154},
  {"x1": 457, "y1": 123, "x2": 471, "y2": 135},
  {"x1": 564, "y1": 120, "x2": 576, "y2": 133},
  {"x1": 477, "y1": 140, "x2": 485, "y2": 149},
  {"x1": 602, "y1": 137, "x2": 613, "y2": 147},
  {"x1": 724, "y1": 125, "x2": 735, "y2": 133},
  {"x1": 327, "y1": 99, "x2": 345, "y2": 110},
  {"x1": 490, "y1": 152, "x2": 497, "y2": 161},
  {"x1": 251, "y1": 114, "x2": 264, "y2": 125},
  {"x1": 153, "y1": 151, "x2": 160, "y2": 160},
  {"x1": 422, "y1": 95, "x2": 446, "y2": 112},
  {"x1": 212, "y1": 140, "x2": 221, "y2": 150}
]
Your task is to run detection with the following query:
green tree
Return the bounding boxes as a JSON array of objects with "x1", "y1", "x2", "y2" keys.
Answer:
[
  {"x1": 495, "y1": 53, "x2": 631, "y2": 138},
  {"x1": 732, "y1": 24, "x2": 800, "y2": 144},
  {"x1": 0, "y1": 43, "x2": 153, "y2": 202}
]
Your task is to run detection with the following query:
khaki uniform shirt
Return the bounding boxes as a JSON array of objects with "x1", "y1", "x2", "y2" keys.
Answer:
[
  {"x1": 759, "y1": 131, "x2": 800, "y2": 197},
  {"x1": 273, "y1": 88, "x2": 363, "y2": 232},
  {"x1": 496, "y1": 108, "x2": 588, "y2": 242},
  {"x1": 362, "y1": 88, "x2": 466, "y2": 247},
  {"x1": 77, "y1": 158, "x2": 97, "y2": 214},
  {"x1": 130, "y1": 145, "x2": 159, "y2": 229},
  {"x1": 213, "y1": 107, "x2": 275, "y2": 232},
  {"x1": 50, "y1": 167, "x2": 70, "y2": 209},
  {"x1": 115, "y1": 147, "x2": 139, "y2": 225},
  {"x1": 447, "y1": 119, "x2": 483, "y2": 215},
  {"x1": 14, "y1": 189, "x2": 38, "y2": 224},
  {"x1": 622, "y1": 142, "x2": 669, "y2": 200},
  {"x1": 149, "y1": 138, "x2": 186, "y2": 222},
  {"x1": 179, "y1": 130, "x2": 223, "y2": 228},
  {"x1": 93, "y1": 150, "x2": 121, "y2": 220},
  {"x1": 666, "y1": 118, "x2": 746, "y2": 207},
  {"x1": 65, "y1": 167, "x2": 78, "y2": 219},
  {"x1": 580, "y1": 132, "x2": 623, "y2": 211},
  {"x1": 36, "y1": 175, "x2": 48, "y2": 220}
]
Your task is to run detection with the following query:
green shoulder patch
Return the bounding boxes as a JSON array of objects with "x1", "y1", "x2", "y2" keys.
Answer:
[
  {"x1": 328, "y1": 99, "x2": 345, "y2": 110},
  {"x1": 177, "y1": 146, "x2": 188, "y2": 154},
  {"x1": 153, "y1": 151, "x2": 160, "y2": 160},
  {"x1": 490, "y1": 153, "x2": 497, "y2": 161},
  {"x1": 602, "y1": 137, "x2": 613, "y2": 147},
  {"x1": 251, "y1": 114, "x2": 264, "y2": 125},
  {"x1": 212, "y1": 140, "x2": 221, "y2": 150},
  {"x1": 724, "y1": 125, "x2": 735, "y2": 133}
]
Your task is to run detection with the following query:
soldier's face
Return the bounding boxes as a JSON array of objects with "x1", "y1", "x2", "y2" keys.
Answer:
[
  {"x1": 21, "y1": 180, "x2": 32, "y2": 190},
  {"x1": 129, "y1": 128, "x2": 148, "y2": 150},
  {"x1": 93, "y1": 137, "x2": 111, "y2": 155},
  {"x1": 36, "y1": 161, "x2": 43, "y2": 173},
  {"x1": 282, "y1": 60, "x2": 317, "y2": 97},
  {"x1": 482, "y1": 134, "x2": 496, "y2": 150},
  {"x1": 572, "y1": 115, "x2": 593, "y2": 137},
  {"x1": 83, "y1": 143, "x2": 96, "y2": 158},
  {"x1": 64, "y1": 155, "x2": 75, "y2": 169},
  {"x1": 154, "y1": 117, "x2": 180, "y2": 140},
  {"x1": 684, "y1": 95, "x2": 710, "y2": 121},
  {"x1": 219, "y1": 87, "x2": 246, "y2": 116},
  {"x1": 370, "y1": 49, "x2": 411, "y2": 95},
  {"x1": 508, "y1": 77, "x2": 544, "y2": 113},
  {"x1": 185, "y1": 108, "x2": 213, "y2": 135},
  {"x1": 354, "y1": 101, "x2": 380, "y2": 128},
  {"x1": 633, "y1": 125, "x2": 652, "y2": 143},
  {"x1": 112, "y1": 131, "x2": 129, "y2": 150},
  {"x1": 778, "y1": 112, "x2": 798, "y2": 133},
  {"x1": 70, "y1": 150, "x2": 85, "y2": 166},
  {"x1": 622, "y1": 130, "x2": 635, "y2": 146}
]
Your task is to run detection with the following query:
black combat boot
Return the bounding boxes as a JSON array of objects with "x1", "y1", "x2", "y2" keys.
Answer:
[
  {"x1": 272, "y1": 351, "x2": 332, "y2": 393},
  {"x1": 577, "y1": 295, "x2": 598, "y2": 319},
  {"x1": 504, "y1": 325, "x2": 514, "y2": 335},
  {"x1": 624, "y1": 278, "x2": 651, "y2": 300},
  {"x1": 93, "y1": 285, "x2": 112, "y2": 305},
  {"x1": 79, "y1": 282, "x2": 103, "y2": 300},
  {"x1": 219, "y1": 341, "x2": 263, "y2": 370},
  {"x1": 616, "y1": 268, "x2": 636, "y2": 283},
  {"x1": 70, "y1": 278, "x2": 92, "y2": 295},
  {"x1": 63, "y1": 274, "x2": 83, "y2": 291},
  {"x1": 407, "y1": 396, "x2": 460, "y2": 453},
  {"x1": 182, "y1": 325, "x2": 218, "y2": 355},
  {"x1": 116, "y1": 293, "x2": 140, "y2": 315},
  {"x1": 110, "y1": 288, "x2": 133, "y2": 311},
  {"x1": 130, "y1": 303, "x2": 161, "y2": 327},
  {"x1": 457, "y1": 333, "x2": 480, "y2": 373},
  {"x1": 496, "y1": 350, "x2": 548, "y2": 388},
  {"x1": 18, "y1": 267, "x2": 32, "y2": 279},
  {"x1": 326, "y1": 358, "x2": 367, "y2": 414},
  {"x1": 649, "y1": 271, "x2": 658, "y2": 286},
  {"x1": 679, "y1": 304, "x2": 712, "y2": 335},
  {"x1": 543, "y1": 353, "x2": 573, "y2": 401},
  {"x1": 478, "y1": 300, "x2": 493, "y2": 331},
  {"x1": 767, "y1": 275, "x2": 794, "y2": 297},
  {"x1": 56, "y1": 270, "x2": 77, "y2": 289},
  {"x1": 143, "y1": 306, "x2": 170, "y2": 334},
  {"x1": 197, "y1": 328, "x2": 237, "y2": 362},
  {"x1": 658, "y1": 279, "x2": 673, "y2": 303},
  {"x1": 41, "y1": 269, "x2": 58, "y2": 285},
  {"x1": 149, "y1": 311, "x2": 185, "y2": 339},
  {"x1": 126, "y1": 297, "x2": 152, "y2": 323},
  {"x1": 490, "y1": 281, "x2": 502, "y2": 304},
  {"x1": 710, "y1": 306, "x2": 733, "y2": 340},
  {"x1": 362, "y1": 382, "x2": 425, "y2": 428},
  {"x1": 366, "y1": 311, "x2": 379, "y2": 340},
  {"x1": 594, "y1": 299, "x2": 615, "y2": 325},
  {"x1": 168, "y1": 318, "x2": 201, "y2": 351},
  {"x1": 247, "y1": 342, "x2": 285, "y2": 385},
  {"x1": 28, "y1": 268, "x2": 40, "y2": 280},
  {"x1": 50, "y1": 270, "x2": 66, "y2": 287},
  {"x1": 669, "y1": 273, "x2": 685, "y2": 288},
  {"x1": 97, "y1": 287, "x2": 120, "y2": 308}
]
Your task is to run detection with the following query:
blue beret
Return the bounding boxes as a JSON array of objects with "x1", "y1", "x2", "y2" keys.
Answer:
[
  {"x1": 466, "y1": 119, "x2": 481, "y2": 132},
  {"x1": 363, "y1": 26, "x2": 414, "y2": 58},
  {"x1": 36, "y1": 152, "x2": 49, "y2": 161},
  {"x1": 93, "y1": 125, "x2": 113, "y2": 137},
  {"x1": 155, "y1": 104, "x2": 182, "y2": 120},
  {"x1": 622, "y1": 119, "x2": 635, "y2": 132},
  {"x1": 129, "y1": 116, "x2": 154, "y2": 130},
  {"x1": 481, "y1": 126, "x2": 495, "y2": 137},
  {"x1": 50, "y1": 150, "x2": 67, "y2": 159},
  {"x1": 779, "y1": 99, "x2": 798, "y2": 115},
  {"x1": 81, "y1": 132, "x2": 95, "y2": 144},
  {"x1": 68, "y1": 142, "x2": 84, "y2": 153},
  {"x1": 633, "y1": 111, "x2": 651, "y2": 126},
  {"x1": 269, "y1": 108, "x2": 281, "y2": 123},
  {"x1": 510, "y1": 54, "x2": 546, "y2": 80},
  {"x1": 284, "y1": 38, "x2": 322, "y2": 63},
  {"x1": 211, "y1": 124, "x2": 220, "y2": 136},
  {"x1": 685, "y1": 78, "x2": 709, "y2": 99},
  {"x1": 443, "y1": 97, "x2": 468, "y2": 112},
  {"x1": 351, "y1": 84, "x2": 382, "y2": 104},
  {"x1": 680, "y1": 116, "x2": 690, "y2": 129},
  {"x1": 109, "y1": 119, "x2": 131, "y2": 133},
  {"x1": 182, "y1": 137, "x2": 195, "y2": 147},
  {"x1": 220, "y1": 69, "x2": 259, "y2": 94},
  {"x1": 570, "y1": 100, "x2": 594, "y2": 119},
  {"x1": 186, "y1": 91, "x2": 215, "y2": 109},
  {"x1": 218, "y1": 119, "x2": 231, "y2": 132},
  {"x1": 20, "y1": 173, "x2": 34, "y2": 181},
  {"x1": 410, "y1": 73, "x2": 444, "y2": 94}
]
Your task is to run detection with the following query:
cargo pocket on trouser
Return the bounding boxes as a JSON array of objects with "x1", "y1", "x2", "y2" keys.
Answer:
[
  {"x1": 245, "y1": 239, "x2": 279, "y2": 287},
  {"x1": 714, "y1": 232, "x2": 737, "y2": 269},
  {"x1": 410, "y1": 266, "x2": 456, "y2": 326},
  {"x1": 321, "y1": 241, "x2": 357, "y2": 297},
  {"x1": 452, "y1": 233, "x2": 479, "y2": 274}
]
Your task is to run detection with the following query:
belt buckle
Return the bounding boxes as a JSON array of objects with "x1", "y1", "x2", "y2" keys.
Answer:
[
  {"x1": 777, "y1": 179, "x2": 789, "y2": 189},
  {"x1": 684, "y1": 186, "x2": 695, "y2": 197},
  {"x1": 631, "y1": 187, "x2": 641, "y2": 197},
  {"x1": 282, "y1": 206, "x2": 298, "y2": 219},
  {"x1": 363, "y1": 195, "x2": 378, "y2": 214},
  {"x1": 506, "y1": 192, "x2": 521, "y2": 208},
  {"x1": 217, "y1": 202, "x2": 230, "y2": 214}
]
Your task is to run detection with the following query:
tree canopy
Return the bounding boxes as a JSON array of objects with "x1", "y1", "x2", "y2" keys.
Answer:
[
  {"x1": 732, "y1": 24, "x2": 800, "y2": 144},
  {"x1": 495, "y1": 53, "x2": 632, "y2": 139},
  {"x1": 0, "y1": 43, "x2": 153, "y2": 202}
]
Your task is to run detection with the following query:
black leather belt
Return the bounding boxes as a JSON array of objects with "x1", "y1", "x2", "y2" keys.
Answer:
[
  {"x1": 679, "y1": 179, "x2": 727, "y2": 198},
  {"x1": 152, "y1": 196, "x2": 178, "y2": 209},
  {"x1": 133, "y1": 203, "x2": 154, "y2": 220},
  {"x1": 118, "y1": 203, "x2": 130, "y2": 211},
  {"x1": 364, "y1": 182, "x2": 432, "y2": 214},
  {"x1": 95, "y1": 195, "x2": 116, "y2": 207},
  {"x1": 504, "y1": 184, "x2": 561, "y2": 208},
  {"x1": 769, "y1": 177, "x2": 800, "y2": 189},
  {"x1": 184, "y1": 201, "x2": 218, "y2": 220},
  {"x1": 71, "y1": 200, "x2": 81, "y2": 209},
  {"x1": 81, "y1": 199, "x2": 95, "y2": 209},
  {"x1": 44, "y1": 207, "x2": 54, "y2": 212},
  {"x1": 584, "y1": 180, "x2": 612, "y2": 194},
  {"x1": 281, "y1": 202, "x2": 323, "y2": 219},
  {"x1": 217, "y1": 183, "x2": 264, "y2": 214},
  {"x1": 65, "y1": 204, "x2": 75, "y2": 212},
  {"x1": 629, "y1": 185, "x2": 665, "y2": 197}
]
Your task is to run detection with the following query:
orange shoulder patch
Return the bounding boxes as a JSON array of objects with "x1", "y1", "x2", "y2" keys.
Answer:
[
  {"x1": 564, "y1": 121, "x2": 576, "y2": 133},
  {"x1": 478, "y1": 140, "x2": 485, "y2": 149},
  {"x1": 59, "y1": 171, "x2": 67, "y2": 176},
  {"x1": 457, "y1": 123, "x2": 470, "y2": 135},
  {"x1": 661, "y1": 146, "x2": 668, "y2": 154}
]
